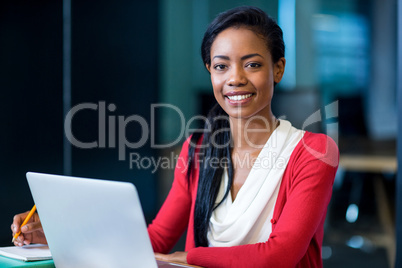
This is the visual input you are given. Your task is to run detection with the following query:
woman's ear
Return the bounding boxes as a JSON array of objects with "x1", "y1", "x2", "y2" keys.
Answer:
[
  {"x1": 273, "y1": 57, "x2": 286, "y2": 84},
  {"x1": 206, "y1": 64, "x2": 211, "y2": 73}
]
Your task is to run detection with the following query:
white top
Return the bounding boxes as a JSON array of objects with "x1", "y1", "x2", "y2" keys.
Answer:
[{"x1": 207, "y1": 120, "x2": 304, "y2": 247}]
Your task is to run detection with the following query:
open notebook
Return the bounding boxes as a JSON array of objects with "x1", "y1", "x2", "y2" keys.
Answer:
[{"x1": 0, "y1": 244, "x2": 51, "y2": 262}]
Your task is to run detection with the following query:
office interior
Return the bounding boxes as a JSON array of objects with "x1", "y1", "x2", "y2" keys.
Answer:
[{"x1": 0, "y1": 0, "x2": 400, "y2": 267}]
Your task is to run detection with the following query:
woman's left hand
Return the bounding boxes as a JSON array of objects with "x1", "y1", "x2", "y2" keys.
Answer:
[{"x1": 155, "y1": 251, "x2": 188, "y2": 264}]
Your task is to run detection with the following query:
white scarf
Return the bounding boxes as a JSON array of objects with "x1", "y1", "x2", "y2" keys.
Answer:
[{"x1": 207, "y1": 120, "x2": 304, "y2": 247}]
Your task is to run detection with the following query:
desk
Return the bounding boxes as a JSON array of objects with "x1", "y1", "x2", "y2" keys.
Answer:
[
  {"x1": 339, "y1": 152, "x2": 397, "y2": 268},
  {"x1": 0, "y1": 256, "x2": 201, "y2": 268},
  {"x1": 0, "y1": 256, "x2": 54, "y2": 268},
  {"x1": 339, "y1": 155, "x2": 397, "y2": 173}
]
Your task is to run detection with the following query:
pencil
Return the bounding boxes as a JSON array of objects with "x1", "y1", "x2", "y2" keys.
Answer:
[{"x1": 12, "y1": 204, "x2": 37, "y2": 243}]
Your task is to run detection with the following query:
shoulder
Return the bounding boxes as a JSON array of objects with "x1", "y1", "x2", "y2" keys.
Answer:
[
  {"x1": 175, "y1": 136, "x2": 193, "y2": 170},
  {"x1": 279, "y1": 132, "x2": 339, "y2": 195},
  {"x1": 181, "y1": 136, "x2": 192, "y2": 154},
  {"x1": 291, "y1": 131, "x2": 339, "y2": 168},
  {"x1": 300, "y1": 131, "x2": 338, "y2": 153},
  {"x1": 174, "y1": 135, "x2": 203, "y2": 183},
  {"x1": 177, "y1": 135, "x2": 202, "y2": 157}
]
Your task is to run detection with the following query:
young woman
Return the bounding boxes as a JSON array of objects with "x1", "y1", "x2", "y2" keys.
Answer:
[{"x1": 12, "y1": 6, "x2": 338, "y2": 268}]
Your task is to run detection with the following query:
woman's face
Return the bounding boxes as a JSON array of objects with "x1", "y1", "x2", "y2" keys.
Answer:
[{"x1": 207, "y1": 27, "x2": 285, "y2": 120}]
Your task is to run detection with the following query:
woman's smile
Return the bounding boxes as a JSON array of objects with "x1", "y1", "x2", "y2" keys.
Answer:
[{"x1": 225, "y1": 91, "x2": 255, "y2": 105}]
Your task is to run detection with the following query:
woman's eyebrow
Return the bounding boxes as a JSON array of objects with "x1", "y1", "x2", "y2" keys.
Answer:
[
  {"x1": 212, "y1": 53, "x2": 264, "y2": 61},
  {"x1": 241, "y1": 53, "x2": 264, "y2": 60},
  {"x1": 212, "y1": 55, "x2": 230, "y2": 60}
]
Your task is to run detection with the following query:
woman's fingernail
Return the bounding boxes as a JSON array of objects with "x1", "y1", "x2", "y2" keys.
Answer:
[{"x1": 21, "y1": 226, "x2": 27, "y2": 232}]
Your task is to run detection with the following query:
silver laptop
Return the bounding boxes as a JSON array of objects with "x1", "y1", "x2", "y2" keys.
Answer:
[{"x1": 26, "y1": 172, "x2": 189, "y2": 268}]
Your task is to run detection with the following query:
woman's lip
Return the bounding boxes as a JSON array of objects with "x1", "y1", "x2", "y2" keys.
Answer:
[
  {"x1": 225, "y1": 91, "x2": 254, "y2": 97},
  {"x1": 225, "y1": 93, "x2": 254, "y2": 105}
]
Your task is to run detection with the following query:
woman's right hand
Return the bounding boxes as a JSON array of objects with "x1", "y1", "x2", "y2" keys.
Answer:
[{"x1": 11, "y1": 211, "x2": 47, "y2": 246}]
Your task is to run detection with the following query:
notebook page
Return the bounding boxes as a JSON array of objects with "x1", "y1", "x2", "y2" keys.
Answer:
[{"x1": 0, "y1": 244, "x2": 51, "y2": 262}]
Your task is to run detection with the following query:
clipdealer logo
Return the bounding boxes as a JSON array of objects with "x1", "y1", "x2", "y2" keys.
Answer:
[
  {"x1": 64, "y1": 102, "x2": 188, "y2": 161},
  {"x1": 64, "y1": 101, "x2": 339, "y2": 170}
]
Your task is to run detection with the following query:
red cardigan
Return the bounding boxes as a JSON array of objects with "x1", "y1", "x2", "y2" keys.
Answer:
[{"x1": 148, "y1": 132, "x2": 339, "y2": 268}]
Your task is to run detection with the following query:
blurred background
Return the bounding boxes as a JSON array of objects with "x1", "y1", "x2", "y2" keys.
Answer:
[{"x1": 0, "y1": 0, "x2": 400, "y2": 267}]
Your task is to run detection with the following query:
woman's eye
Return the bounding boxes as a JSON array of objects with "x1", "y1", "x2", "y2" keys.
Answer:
[
  {"x1": 214, "y1": 64, "x2": 226, "y2": 70},
  {"x1": 246, "y1": 62, "x2": 261, "y2": 68}
]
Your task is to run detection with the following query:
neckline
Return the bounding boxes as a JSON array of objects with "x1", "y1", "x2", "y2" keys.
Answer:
[{"x1": 229, "y1": 119, "x2": 285, "y2": 203}]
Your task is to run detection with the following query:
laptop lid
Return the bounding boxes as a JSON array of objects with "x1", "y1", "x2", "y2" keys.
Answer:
[{"x1": 26, "y1": 172, "x2": 158, "y2": 268}]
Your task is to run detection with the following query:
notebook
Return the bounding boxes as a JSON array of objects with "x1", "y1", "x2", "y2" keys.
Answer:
[
  {"x1": 0, "y1": 244, "x2": 51, "y2": 262},
  {"x1": 26, "y1": 172, "x2": 192, "y2": 268}
]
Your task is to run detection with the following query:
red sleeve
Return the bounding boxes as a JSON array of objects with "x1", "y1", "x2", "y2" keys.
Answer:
[
  {"x1": 147, "y1": 139, "x2": 193, "y2": 253},
  {"x1": 187, "y1": 133, "x2": 339, "y2": 268}
]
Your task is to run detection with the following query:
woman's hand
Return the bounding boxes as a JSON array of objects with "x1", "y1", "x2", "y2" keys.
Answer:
[
  {"x1": 11, "y1": 211, "x2": 47, "y2": 246},
  {"x1": 155, "y1": 251, "x2": 188, "y2": 264}
]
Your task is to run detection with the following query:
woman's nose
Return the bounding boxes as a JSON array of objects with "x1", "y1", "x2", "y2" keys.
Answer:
[{"x1": 226, "y1": 67, "x2": 247, "y2": 87}]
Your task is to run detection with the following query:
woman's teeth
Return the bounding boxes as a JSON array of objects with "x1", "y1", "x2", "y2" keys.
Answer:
[{"x1": 227, "y1": 94, "x2": 252, "y2": 101}]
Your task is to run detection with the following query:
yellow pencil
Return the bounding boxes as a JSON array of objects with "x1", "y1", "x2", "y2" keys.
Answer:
[{"x1": 12, "y1": 204, "x2": 37, "y2": 243}]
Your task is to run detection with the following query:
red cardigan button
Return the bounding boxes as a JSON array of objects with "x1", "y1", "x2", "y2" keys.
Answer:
[{"x1": 271, "y1": 219, "x2": 277, "y2": 224}]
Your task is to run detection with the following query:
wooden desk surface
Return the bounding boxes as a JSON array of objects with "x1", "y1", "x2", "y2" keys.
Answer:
[
  {"x1": 339, "y1": 154, "x2": 397, "y2": 173},
  {"x1": 338, "y1": 137, "x2": 397, "y2": 173}
]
